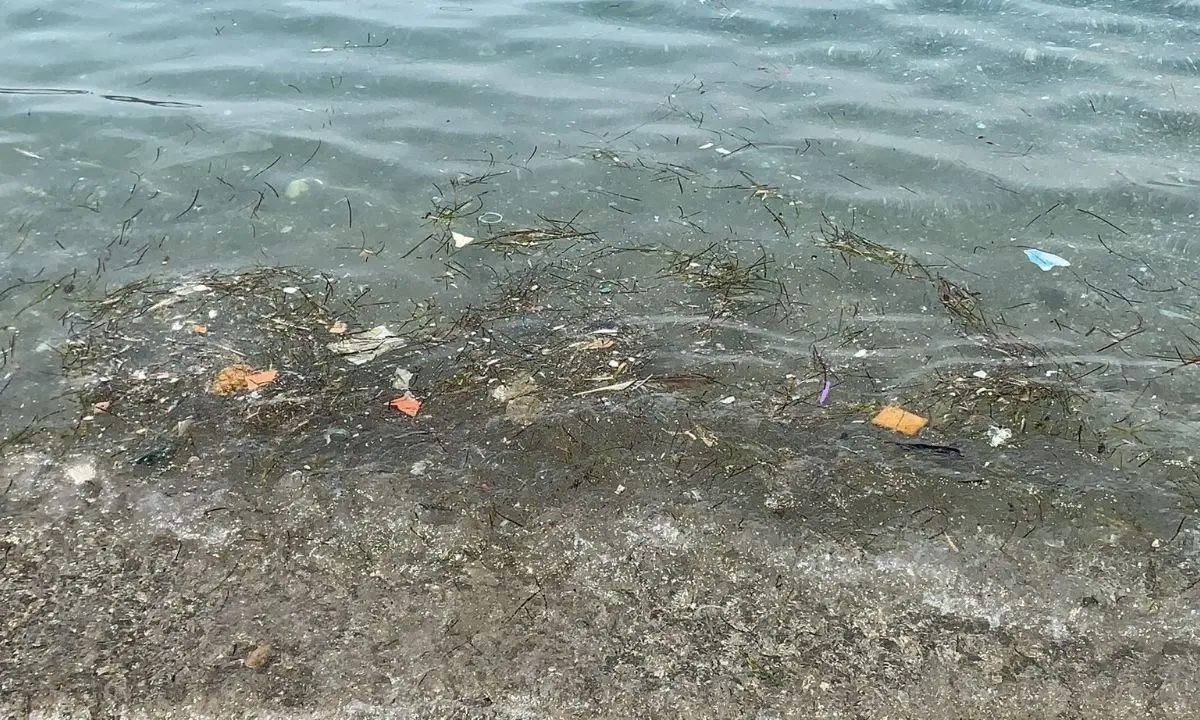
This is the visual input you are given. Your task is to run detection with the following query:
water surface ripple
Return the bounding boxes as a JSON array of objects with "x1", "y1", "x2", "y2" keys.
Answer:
[{"x1": 2, "y1": 0, "x2": 1200, "y2": 454}]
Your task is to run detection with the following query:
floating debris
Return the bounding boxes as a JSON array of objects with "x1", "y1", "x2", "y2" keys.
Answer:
[
  {"x1": 244, "y1": 644, "x2": 272, "y2": 670},
  {"x1": 392, "y1": 367, "x2": 415, "y2": 392},
  {"x1": 491, "y1": 375, "x2": 544, "y2": 425},
  {"x1": 284, "y1": 179, "x2": 311, "y2": 199},
  {"x1": 871, "y1": 405, "x2": 928, "y2": 436},
  {"x1": 388, "y1": 392, "x2": 421, "y2": 417},
  {"x1": 986, "y1": 425, "x2": 1013, "y2": 447},
  {"x1": 210, "y1": 364, "x2": 277, "y2": 396},
  {"x1": 1024, "y1": 248, "x2": 1071, "y2": 271},
  {"x1": 818, "y1": 380, "x2": 832, "y2": 406},
  {"x1": 327, "y1": 325, "x2": 406, "y2": 365},
  {"x1": 572, "y1": 377, "x2": 645, "y2": 396}
]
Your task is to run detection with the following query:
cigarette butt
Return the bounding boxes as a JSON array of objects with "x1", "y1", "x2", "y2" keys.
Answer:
[{"x1": 871, "y1": 405, "x2": 928, "y2": 436}]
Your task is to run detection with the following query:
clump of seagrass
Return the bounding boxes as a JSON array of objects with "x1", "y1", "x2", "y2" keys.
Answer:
[
  {"x1": 817, "y1": 215, "x2": 930, "y2": 280},
  {"x1": 662, "y1": 242, "x2": 789, "y2": 317},
  {"x1": 936, "y1": 276, "x2": 994, "y2": 334},
  {"x1": 479, "y1": 214, "x2": 600, "y2": 252},
  {"x1": 919, "y1": 365, "x2": 1086, "y2": 438}
]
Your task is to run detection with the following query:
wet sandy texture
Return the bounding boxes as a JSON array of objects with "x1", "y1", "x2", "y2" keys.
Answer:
[{"x1": 4, "y1": 407, "x2": 1199, "y2": 720}]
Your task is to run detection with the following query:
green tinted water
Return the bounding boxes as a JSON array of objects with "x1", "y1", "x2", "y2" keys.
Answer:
[{"x1": 2, "y1": 0, "x2": 1200, "y2": 453}]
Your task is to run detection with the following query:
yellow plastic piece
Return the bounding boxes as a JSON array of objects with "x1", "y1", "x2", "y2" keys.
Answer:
[{"x1": 871, "y1": 405, "x2": 928, "y2": 436}]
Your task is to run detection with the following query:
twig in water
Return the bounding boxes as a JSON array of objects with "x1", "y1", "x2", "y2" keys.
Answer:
[
  {"x1": 300, "y1": 140, "x2": 322, "y2": 168},
  {"x1": 1076, "y1": 207, "x2": 1127, "y2": 235},
  {"x1": 174, "y1": 189, "x2": 200, "y2": 220}
]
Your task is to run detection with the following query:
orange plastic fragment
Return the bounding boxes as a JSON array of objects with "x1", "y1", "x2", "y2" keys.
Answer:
[
  {"x1": 245, "y1": 369, "x2": 278, "y2": 390},
  {"x1": 210, "y1": 364, "x2": 278, "y2": 396},
  {"x1": 388, "y1": 392, "x2": 422, "y2": 417},
  {"x1": 871, "y1": 405, "x2": 927, "y2": 436},
  {"x1": 192, "y1": 324, "x2": 208, "y2": 335}
]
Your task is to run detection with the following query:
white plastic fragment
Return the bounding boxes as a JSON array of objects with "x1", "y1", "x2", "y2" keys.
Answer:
[
  {"x1": 65, "y1": 460, "x2": 96, "y2": 485},
  {"x1": 170, "y1": 283, "x2": 211, "y2": 296},
  {"x1": 573, "y1": 378, "x2": 642, "y2": 396},
  {"x1": 327, "y1": 325, "x2": 407, "y2": 365},
  {"x1": 284, "y1": 179, "x2": 310, "y2": 198},
  {"x1": 392, "y1": 367, "x2": 415, "y2": 391},
  {"x1": 1024, "y1": 248, "x2": 1070, "y2": 271},
  {"x1": 986, "y1": 426, "x2": 1013, "y2": 447}
]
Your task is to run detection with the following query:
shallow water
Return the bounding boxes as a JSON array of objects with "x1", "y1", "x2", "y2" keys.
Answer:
[
  {"x1": 2, "y1": 0, "x2": 1200, "y2": 452},
  {"x1": 6, "y1": 4, "x2": 1200, "y2": 714}
]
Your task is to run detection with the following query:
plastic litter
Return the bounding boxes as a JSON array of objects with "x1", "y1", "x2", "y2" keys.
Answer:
[
  {"x1": 492, "y1": 376, "x2": 543, "y2": 425},
  {"x1": 388, "y1": 392, "x2": 421, "y2": 417},
  {"x1": 327, "y1": 325, "x2": 406, "y2": 365},
  {"x1": 871, "y1": 405, "x2": 928, "y2": 436},
  {"x1": 210, "y1": 364, "x2": 277, "y2": 396},
  {"x1": 392, "y1": 367, "x2": 415, "y2": 391},
  {"x1": 284, "y1": 179, "x2": 310, "y2": 198},
  {"x1": 986, "y1": 425, "x2": 1013, "y2": 447},
  {"x1": 1024, "y1": 248, "x2": 1070, "y2": 271}
]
